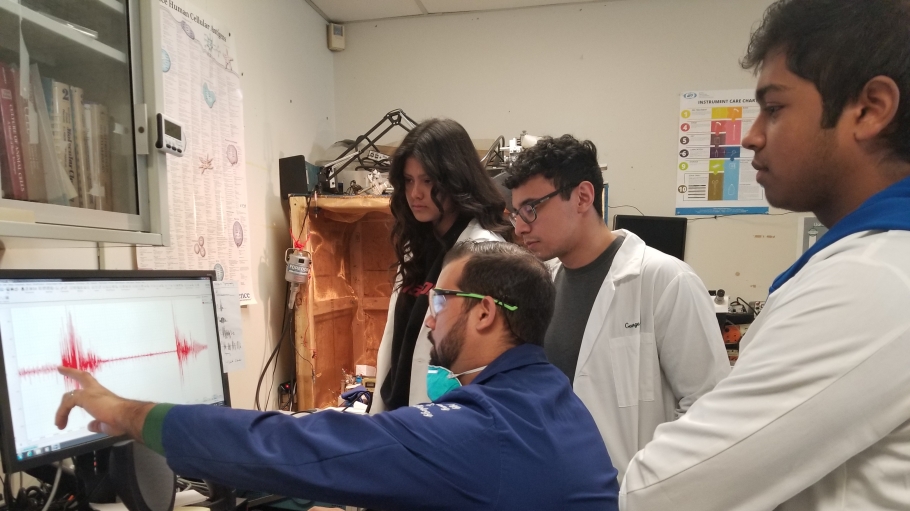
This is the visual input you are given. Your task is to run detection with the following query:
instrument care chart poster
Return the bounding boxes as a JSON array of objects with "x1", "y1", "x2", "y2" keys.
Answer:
[{"x1": 676, "y1": 90, "x2": 769, "y2": 216}]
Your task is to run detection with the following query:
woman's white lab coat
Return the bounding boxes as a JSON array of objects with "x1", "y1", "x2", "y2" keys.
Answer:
[
  {"x1": 566, "y1": 230, "x2": 730, "y2": 480},
  {"x1": 371, "y1": 219, "x2": 504, "y2": 413}
]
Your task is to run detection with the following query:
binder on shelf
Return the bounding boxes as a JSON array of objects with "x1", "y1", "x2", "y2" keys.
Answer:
[
  {"x1": 70, "y1": 85, "x2": 90, "y2": 207},
  {"x1": 43, "y1": 76, "x2": 79, "y2": 207},
  {"x1": 0, "y1": 62, "x2": 28, "y2": 201},
  {"x1": 15, "y1": 65, "x2": 48, "y2": 202},
  {"x1": 29, "y1": 64, "x2": 76, "y2": 206},
  {"x1": 84, "y1": 102, "x2": 111, "y2": 211}
]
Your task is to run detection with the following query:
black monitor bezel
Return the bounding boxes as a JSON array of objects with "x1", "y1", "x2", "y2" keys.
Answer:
[{"x1": 0, "y1": 270, "x2": 231, "y2": 473}]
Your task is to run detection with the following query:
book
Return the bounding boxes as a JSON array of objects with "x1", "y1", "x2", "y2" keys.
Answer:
[
  {"x1": 0, "y1": 123, "x2": 4, "y2": 198},
  {"x1": 12, "y1": 65, "x2": 47, "y2": 202},
  {"x1": 70, "y1": 85, "x2": 90, "y2": 207},
  {"x1": 83, "y1": 102, "x2": 99, "y2": 209},
  {"x1": 0, "y1": 63, "x2": 14, "y2": 199},
  {"x1": 84, "y1": 102, "x2": 112, "y2": 211},
  {"x1": 29, "y1": 65, "x2": 76, "y2": 206},
  {"x1": 0, "y1": 62, "x2": 28, "y2": 200},
  {"x1": 43, "y1": 76, "x2": 79, "y2": 207},
  {"x1": 96, "y1": 105, "x2": 112, "y2": 211}
]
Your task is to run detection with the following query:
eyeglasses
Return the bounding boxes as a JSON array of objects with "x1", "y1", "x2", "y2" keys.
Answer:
[
  {"x1": 509, "y1": 189, "x2": 562, "y2": 227},
  {"x1": 429, "y1": 288, "x2": 518, "y2": 317}
]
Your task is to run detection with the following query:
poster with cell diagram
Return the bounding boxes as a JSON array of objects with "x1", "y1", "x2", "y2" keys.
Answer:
[
  {"x1": 137, "y1": 0, "x2": 254, "y2": 305},
  {"x1": 676, "y1": 90, "x2": 769, "y2": 216}
]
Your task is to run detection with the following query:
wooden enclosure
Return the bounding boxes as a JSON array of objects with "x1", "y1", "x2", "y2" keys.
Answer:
[{"x1": 289, "y1": 196, "x2": 396, "y2": 409}]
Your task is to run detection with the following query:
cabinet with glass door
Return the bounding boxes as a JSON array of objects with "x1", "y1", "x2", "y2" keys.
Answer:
[{"x1": 0, "y1": 0, "x2": 167, "y2": 244}]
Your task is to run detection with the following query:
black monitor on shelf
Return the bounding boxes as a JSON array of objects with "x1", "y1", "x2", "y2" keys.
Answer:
[
  {"x1": 0, "y1": 270, "x2": 230, "y2": 474},
  {"x1": 613, "y1": 215, "x2": 688, "y2": 260}
]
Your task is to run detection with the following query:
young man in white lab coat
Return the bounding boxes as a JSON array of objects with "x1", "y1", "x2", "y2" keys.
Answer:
[
  {"x1": 504, "y1": 136, "x2": 730, "y2": 480},
  {"x1": 620, "y1": 1, "x2": 910, "y2": 510}
]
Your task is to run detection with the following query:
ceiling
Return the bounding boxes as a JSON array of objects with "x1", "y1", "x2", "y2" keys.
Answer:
[{"x1": 305, "y1": 0, "x2": 612, "y2": 23}]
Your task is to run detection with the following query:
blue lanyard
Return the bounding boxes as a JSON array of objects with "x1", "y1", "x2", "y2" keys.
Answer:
[{"x1": 769, "y1": 175, "x2": 910, "y2": 294}]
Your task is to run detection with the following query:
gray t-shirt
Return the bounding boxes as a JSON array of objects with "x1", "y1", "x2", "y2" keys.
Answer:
[{"x1": 544, "y1": 235, "x2": 625, "y2": 383}]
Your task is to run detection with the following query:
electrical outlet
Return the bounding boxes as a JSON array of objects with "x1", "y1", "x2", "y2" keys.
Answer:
[{"x1": 750, "y1": 301, "x2": 765, "y2": 314}]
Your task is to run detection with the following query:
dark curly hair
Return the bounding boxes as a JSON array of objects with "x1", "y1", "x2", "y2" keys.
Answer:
[
  {"x1": 503, "y1": 135, "x2": 604, "y2": 216},
  {"x1": 742, "y1": 0, "x2": 910, "y2": 162},
  {"x1": 388, "y1": 119, "x2": 511, "y2": 291}
]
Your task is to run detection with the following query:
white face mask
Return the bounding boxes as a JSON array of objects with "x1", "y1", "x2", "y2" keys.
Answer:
[{"x1": 426, "y1": 365, "x2": 486, "y2": 401}]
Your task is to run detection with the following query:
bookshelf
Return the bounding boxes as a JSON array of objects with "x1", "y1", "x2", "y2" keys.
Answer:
[
  {"x1": 0, "y1": 0, "x2": 128, "y2": 64},
  {"x1": 0, "y1": 0, "x2": 168, "y2": 245}
]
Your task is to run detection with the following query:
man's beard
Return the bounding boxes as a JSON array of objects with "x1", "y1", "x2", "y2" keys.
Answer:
[{"x1": 429, "y1": 315, "x2": 467, "y2": 369}]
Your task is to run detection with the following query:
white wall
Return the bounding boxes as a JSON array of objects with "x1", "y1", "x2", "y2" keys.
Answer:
[
  {"x1": 333, "y1": 0, "x2": 799, "y2": 302},
  {"x1": 0, "y1": 0, "x2": 335, "y2": 410}
]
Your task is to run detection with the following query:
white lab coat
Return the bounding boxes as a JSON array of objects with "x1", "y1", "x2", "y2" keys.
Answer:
[
  {"x1": 371, "y1": 219, "x2": 504, "y2": 413},
  {"x1": 565, "y1": 230, "x2": 730, "y2": 480},
  {"x1": 621, "y1": 230, "x2": 910, "y2": 510}
]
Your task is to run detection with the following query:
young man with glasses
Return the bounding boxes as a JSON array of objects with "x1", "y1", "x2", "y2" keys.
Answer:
[
  {"x1": 505, "y1": 135, "x2": 730, "y2": 481},
  {"x1": 54, "y1": 241, "x2": 620, "y2": 511}
]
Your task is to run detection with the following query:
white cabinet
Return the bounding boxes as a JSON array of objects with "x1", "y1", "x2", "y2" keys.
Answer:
[{"x1": 0, "y1": 0, "x2": 169, "y2": 244}]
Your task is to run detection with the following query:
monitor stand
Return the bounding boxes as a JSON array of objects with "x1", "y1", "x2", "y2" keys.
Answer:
[
  {"x1": 27, "y1": 443, "x2": 239, "y2": 511},
  {"x1": 109, "y1": 442, "x2": 176, "y2": 511},
  {"x1": 110, "y1": 444, "x2": 241, "y2": 511}
]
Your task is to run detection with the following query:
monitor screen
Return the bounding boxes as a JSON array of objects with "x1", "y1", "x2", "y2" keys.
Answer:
[
  {"x1": 0, "y1": 270, "x2": 229, "y2": 472},
  {"x1": 613, "y1": 215, "x2": 688, "y2": 260}
]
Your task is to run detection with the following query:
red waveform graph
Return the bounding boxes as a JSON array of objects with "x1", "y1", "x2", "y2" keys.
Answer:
[
  {"x1": 175, "y1": 324, "x2": 207, "y2": 378},
  {"x1": 18, "y1": 311, "x2": 207, "y2": 386}
]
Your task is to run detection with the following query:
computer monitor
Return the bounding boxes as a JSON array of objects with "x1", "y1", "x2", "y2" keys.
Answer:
[
  {"x1": 613, "y1": 215, "x2": 688, "y2": 260},
  {"x1": 0, "y1": 270, "x2": 230, "y2": 473}
]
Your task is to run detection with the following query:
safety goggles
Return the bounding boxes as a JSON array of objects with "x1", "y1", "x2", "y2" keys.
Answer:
[{"x1": 429, "y1": 288, "x2": 518, "y2": 317}]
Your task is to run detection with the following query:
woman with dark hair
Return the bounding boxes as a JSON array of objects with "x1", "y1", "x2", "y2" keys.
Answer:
[{"x1": 372, "y1": 118, "x2": 511, "y2": 412}]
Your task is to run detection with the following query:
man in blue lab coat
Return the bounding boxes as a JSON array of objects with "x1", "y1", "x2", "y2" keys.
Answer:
[{"x1": 55, "y1": 241, "x2": 619, "y2": 511}]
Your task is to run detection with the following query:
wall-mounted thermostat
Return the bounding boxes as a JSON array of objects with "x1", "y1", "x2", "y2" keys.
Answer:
[
  {"x1": 155, "y1": 113, "x2": 186, "y2": 156},
  {"x1": 327, "y1": 23, "x2": 345, "y2": 51}
]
